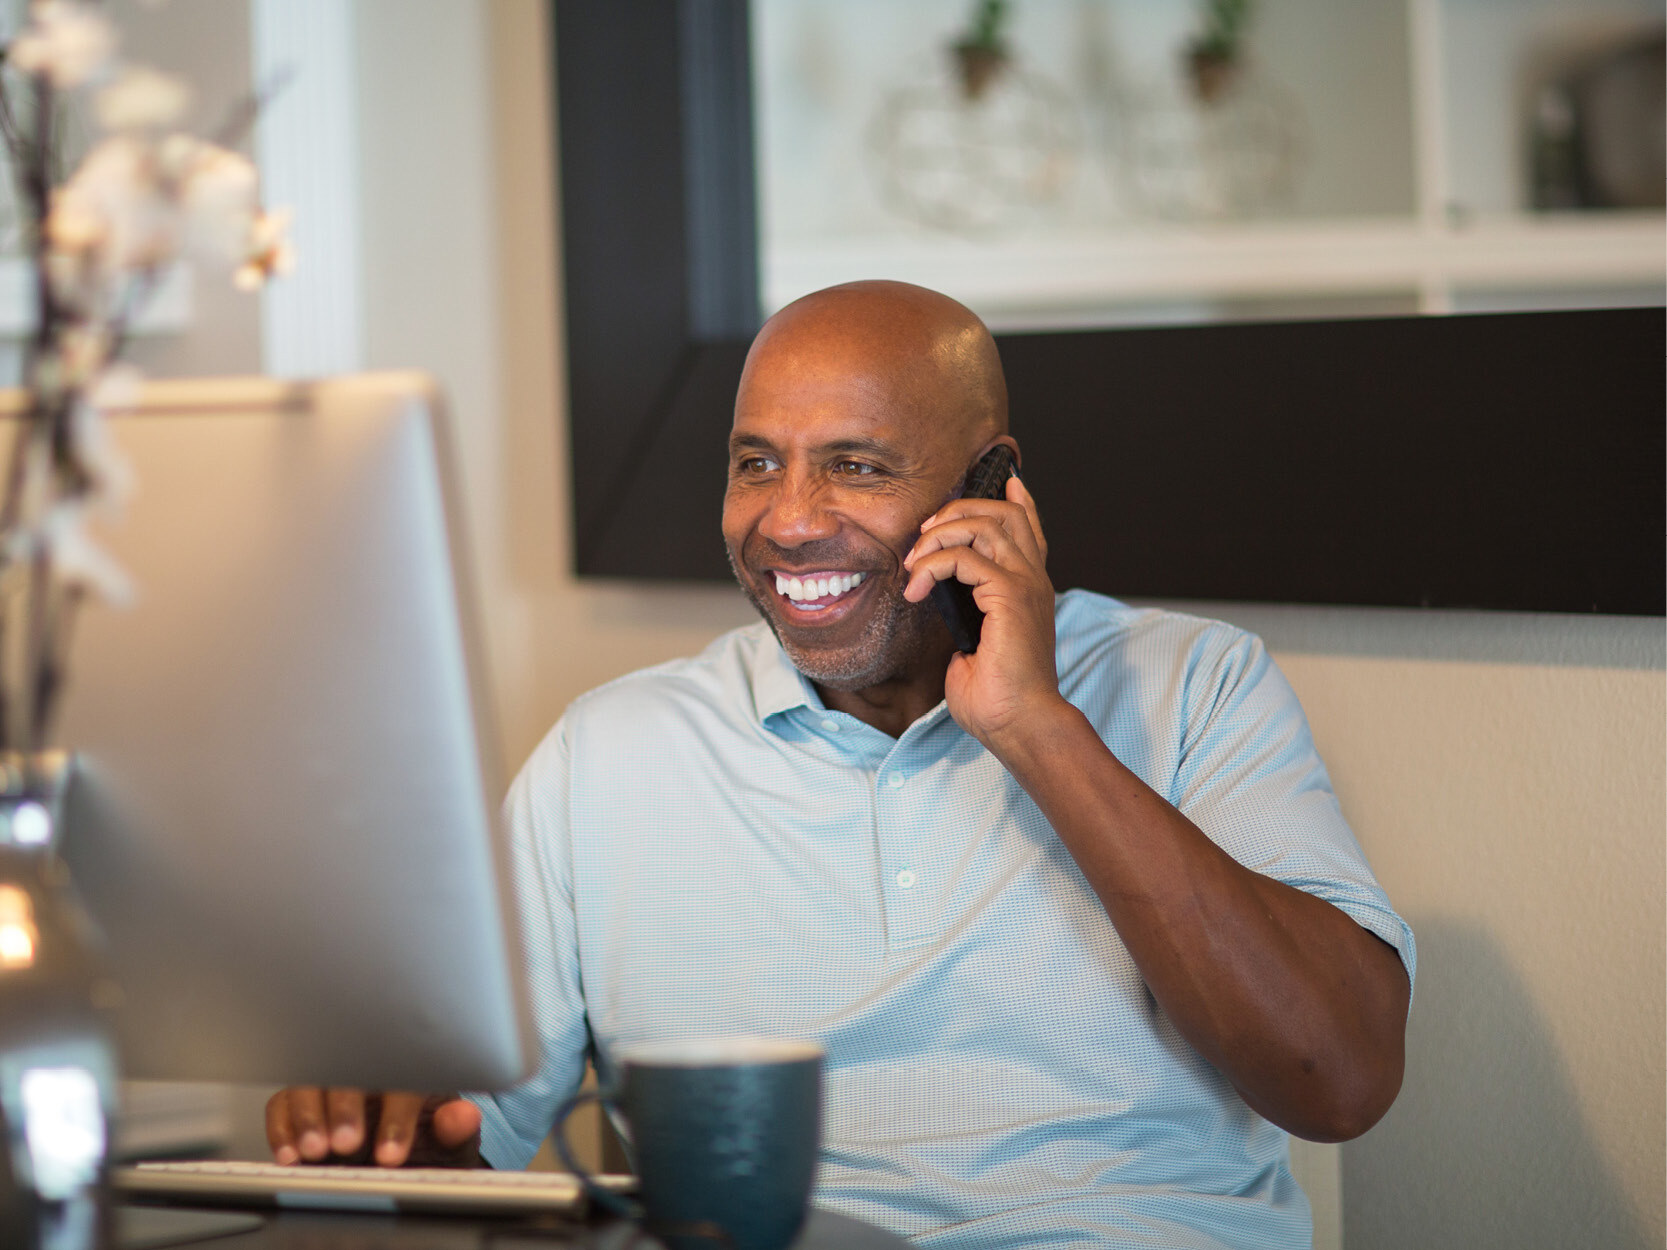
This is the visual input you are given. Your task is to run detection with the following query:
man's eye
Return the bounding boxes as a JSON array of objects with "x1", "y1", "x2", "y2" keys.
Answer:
[
  {"x1": 833, "y1": 461, "x2": 877, "y2": 478},
  {"x1": 736, "y1": 456, "x2": 778, "y2": 475}
]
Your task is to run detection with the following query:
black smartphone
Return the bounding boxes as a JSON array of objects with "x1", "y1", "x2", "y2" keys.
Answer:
[{"x1": 929, "y1": 444, "x2": 1020, "y2": 653}]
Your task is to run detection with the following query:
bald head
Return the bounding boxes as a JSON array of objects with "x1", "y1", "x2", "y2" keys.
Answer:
[
  {"x1": 724, "y1": 282, "x2": 1016, "y2": 696},
  {"x1": 740, "y1": 280, "x2": 1008, "y2": 455}
]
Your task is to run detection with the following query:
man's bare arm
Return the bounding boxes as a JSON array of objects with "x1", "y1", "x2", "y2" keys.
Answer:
[{"x1": 987, "y1": 697, "x2": 1408, "y2": 1141}]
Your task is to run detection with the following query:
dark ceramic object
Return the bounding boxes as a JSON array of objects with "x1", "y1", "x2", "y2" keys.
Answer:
[{"x1": 558, "y1": 1037, "x2": 823, "y2": 1250}]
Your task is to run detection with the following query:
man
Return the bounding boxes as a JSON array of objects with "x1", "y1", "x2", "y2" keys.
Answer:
[{"x1": 269, "y1": 281, "x2": 1413, "y2": 1245}]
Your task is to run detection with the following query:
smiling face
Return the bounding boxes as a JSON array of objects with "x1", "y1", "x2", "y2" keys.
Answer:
[{"x1": 723, "y1": 282, "x2": 1008, "y2": 696}]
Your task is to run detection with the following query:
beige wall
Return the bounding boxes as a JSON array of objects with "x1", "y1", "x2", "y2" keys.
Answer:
[
  {"x1": 1313, "y1": 649, "x2": 1662, "y2": 1248},
  {"x1": 1195, "y1": 606, "x2": 1664, "y2": 1248},
  {"x1": 231, "y1": 1, "x2": 1667, "y2": 1241},
  {"x1": 117, "y1": 0, "x2": 264, "y2": 382},
  {"x1": 353, "y1": 0, "x2": 757, "y2": 788}
]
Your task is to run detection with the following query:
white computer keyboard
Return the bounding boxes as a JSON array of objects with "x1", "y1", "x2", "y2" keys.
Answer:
[{"x1": 115, "y1": 1158, "x2": 634, "y2": 1215}]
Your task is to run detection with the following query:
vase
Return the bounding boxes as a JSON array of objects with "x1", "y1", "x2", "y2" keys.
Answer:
[
  {"x1": 0, "y1": 752, "x2": 119, "y2": 1250},
  {"x1": 1106, "y1": 55, "x2": 1306, "y2": 221},
  {"x1": 869, "y1": 44, "x2": 1079, "y2": 234}
]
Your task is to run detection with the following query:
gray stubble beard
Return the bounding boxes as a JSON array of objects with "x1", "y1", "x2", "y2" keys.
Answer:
[{"x1": 725, "y1": 545, "x2": 943, "y2": 692}]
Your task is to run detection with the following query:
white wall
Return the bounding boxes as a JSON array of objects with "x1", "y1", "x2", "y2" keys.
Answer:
[{"x1": 168, "y1": 2, "x2": 1665, "y2": 1241}]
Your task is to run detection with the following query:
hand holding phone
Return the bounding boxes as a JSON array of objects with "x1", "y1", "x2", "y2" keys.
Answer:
[{"x1": 929, "y1": 444, "x2": 1019, "y2": 653}]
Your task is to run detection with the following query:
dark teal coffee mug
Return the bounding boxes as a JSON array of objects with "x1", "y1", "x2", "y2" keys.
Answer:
[{"x1": 555, "y1": 1037, "x2": 824, "y2": 1250}]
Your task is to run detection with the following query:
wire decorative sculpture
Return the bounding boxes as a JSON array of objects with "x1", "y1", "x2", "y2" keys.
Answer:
[
  {"x1": 868, "y1": 50, "x2": 1078, "y2": 235},
  {"x1": 1105, "y1": 58, "x2": 1307, "y2": 221}
]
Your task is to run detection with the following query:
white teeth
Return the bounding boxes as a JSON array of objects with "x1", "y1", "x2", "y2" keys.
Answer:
[{"x1": 777, "y1": 572, "x2": 866, "y2": 604}]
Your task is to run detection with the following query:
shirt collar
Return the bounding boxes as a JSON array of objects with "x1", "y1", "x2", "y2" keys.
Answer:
[
  {"x1": 744, "y1": 626, "x2": 955, "y2": 737},
  {"x1": 747, "y1": 628, "x2": 827, "y2": 725}
]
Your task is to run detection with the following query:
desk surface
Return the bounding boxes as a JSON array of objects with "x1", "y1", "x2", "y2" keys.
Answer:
[{"x1": 126, "y1": 1205, "x2": 910, "y2": 1249}]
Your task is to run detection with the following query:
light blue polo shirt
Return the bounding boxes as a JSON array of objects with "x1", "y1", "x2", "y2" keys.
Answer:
[{"x1": 472, "y1": 590, "x2": 1415, "y2": 1249}]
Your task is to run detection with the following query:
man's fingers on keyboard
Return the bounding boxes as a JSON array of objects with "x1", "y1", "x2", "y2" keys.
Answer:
[
  {"x1": 433, "y1": 1098, "x2": 482, "y2": 1149},
  {"x1": 264, "y1": 1091, "x2": 297, "y2": 1165},
  {"x1": 289, "y1": 1088, "x2": 331, "y2": 1162},
  {"x1": 325, "y1": 1088, "x2": 367, "y2": 1156},
  {"x1": 374, "y1": 1092, "x2": 426, "y2": 1167},
  {"x1": 266, "y1": 1088, "x2": 319, "y2": 1165}
]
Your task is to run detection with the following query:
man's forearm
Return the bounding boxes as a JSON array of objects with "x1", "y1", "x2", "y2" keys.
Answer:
[{"x1": 988, "y1": 696, "x2": 1410, "y2": 1142}]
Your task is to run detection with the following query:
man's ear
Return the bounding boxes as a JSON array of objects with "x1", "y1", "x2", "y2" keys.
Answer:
[{"x1": 980, "y1": 434, "x2": 1020, "y2": 473}]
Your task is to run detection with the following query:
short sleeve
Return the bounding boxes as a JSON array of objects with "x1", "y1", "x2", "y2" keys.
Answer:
[
  {"x1": 466, "y1": 718, "x2": 593, "y2": 1168},
  {"x1": 1171, "y1": 629, "x2": 1416, "y2": 988}
]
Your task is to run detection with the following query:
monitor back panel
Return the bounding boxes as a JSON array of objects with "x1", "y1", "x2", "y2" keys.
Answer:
[{"x1": 40, "y1": 374, "x2": 535, "y2": 1092}]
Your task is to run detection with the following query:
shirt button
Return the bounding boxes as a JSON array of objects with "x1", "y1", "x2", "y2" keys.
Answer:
[
  {"x1": 820, "y1": 718, "x2": 840, "y2": 733},
  {"x1": 895, "y1": 869, "x2": 916, "y2": 889},
  {"x1": 886, "y1": 772, "x2": 906, "y2": 789}
]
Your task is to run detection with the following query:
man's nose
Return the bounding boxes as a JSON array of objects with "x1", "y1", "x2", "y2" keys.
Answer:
[{"x1": 757, "y1": 471, "x2": 839, "y2": 547}]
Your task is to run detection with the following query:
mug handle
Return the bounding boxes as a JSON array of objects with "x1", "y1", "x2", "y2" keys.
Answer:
[{"x1": 553, "y1": 1087, "x2": 641, "y2": 1220}]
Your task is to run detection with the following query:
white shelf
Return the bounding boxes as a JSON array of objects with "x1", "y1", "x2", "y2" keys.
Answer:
[
  {"x1": 765, "y1": 213, "x2": 1665, "y2": 321},
  {"x1": 754, "y1": 0, "x2": 1665, "y2": 327}
]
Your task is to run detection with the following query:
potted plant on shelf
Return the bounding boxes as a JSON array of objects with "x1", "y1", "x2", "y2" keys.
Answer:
[
  {"x1": 951, "y1": 0, "x2": 1010, "y2": 102},
  {"x1": 1184, "y1": 0, "x2": 1253, "y2": 105}
]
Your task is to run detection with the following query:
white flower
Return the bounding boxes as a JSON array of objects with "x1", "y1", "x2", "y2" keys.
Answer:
[
  {"x1": 43, "y1": 193, "x2": 102, "y2": 254},
  {"x1": 70, "y1": 381, "x2": 137, "y2": 511},
  {"x1": 235, "y1": 206, "x2": 294, "y2": 290},
  {"x1": 153, "y1": 131, "x2": 197, "y2": 181},
  {"x1": 177, "y1": 140, "x2": 258, "y2": 263},
  {"x1": 40, "y1": 501, "x2": 132, "y2": 605},
  {"x1": 86, "y1": 361, "x2": 142, "y2": 412},
  {"x1": 43, "y1": 247, "x2": 96, "y2": 314},
  {"x1": 47, "y1": 135, "x2": 180, "y2": 273},
  {"x1": 95, "y1": 66, "x2": 190, "y2": 131},
  {"x1": 55, "y1": 324, "x2": 110, "y2": 389},
  {"x1": 9, "y1": 0, "x2": 118, "y2": 90}
]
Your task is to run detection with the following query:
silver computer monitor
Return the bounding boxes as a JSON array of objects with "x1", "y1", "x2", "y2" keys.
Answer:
[{"x1": 12, "y1": 373, "x2": 536, "y2": 1092}]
